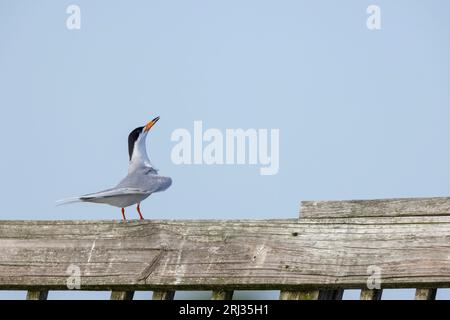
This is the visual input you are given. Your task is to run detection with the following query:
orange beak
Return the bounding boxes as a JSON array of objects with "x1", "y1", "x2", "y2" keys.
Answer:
[{"x1": 144, "y1": 116, "x2": 160, "y2": 133}]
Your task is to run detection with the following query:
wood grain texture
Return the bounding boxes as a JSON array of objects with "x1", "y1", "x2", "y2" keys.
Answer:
[
  {"x1": 415, "y1": 288, "x2": 437, "y2": 300},
  {"x1": 110, "y1": 291, "x2": 134, "y2": 300},
  {"x1": 301, "y1": 197, "x2": 450, "y2": 218},
  {"x1": 1, "y1": 211, "x2": 450, "y2": 290},
  {"x1": 360, "y1": 289, "x2": 383, "y2": 300}
]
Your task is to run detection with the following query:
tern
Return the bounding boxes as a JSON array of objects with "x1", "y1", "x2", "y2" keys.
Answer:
[{"x1": 58, "y1": 116, "x2": 172, "y2": 220}]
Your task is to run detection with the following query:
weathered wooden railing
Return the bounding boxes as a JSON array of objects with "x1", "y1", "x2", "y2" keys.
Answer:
[{"x1": 1, "y1": 197, "x2": 450, "y2": 300}]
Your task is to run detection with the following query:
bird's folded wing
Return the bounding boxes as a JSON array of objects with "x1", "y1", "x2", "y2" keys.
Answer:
[
  {"x1": 80, "y1": 187, "x2": 150, "y2": 200},
  {"x1": 56, "y1": 188, "x2": 150, "y2": 206}
]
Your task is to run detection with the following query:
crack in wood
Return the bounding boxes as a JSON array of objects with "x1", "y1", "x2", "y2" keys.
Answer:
[{"x1": 136, "y1": 248, "x2": 168, "y2": 282}]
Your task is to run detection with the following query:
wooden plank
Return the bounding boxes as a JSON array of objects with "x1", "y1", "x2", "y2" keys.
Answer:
[
  {"x1": 279, "y1": 290, "x2": 319, "y2": 300},
  {"x1": 0, "y1": 216, "x2": 450, "y2": 290},
  {"x1": 360, "y1": 289, "x2": 383, "y2": 300},
  {"x1": 152, "y1": 290, "x2": 175, "y2": 300},
  {"x1": 211, "y1": 290, "x2": 234, "y2": 300},
  {"x1": 318, "y1": 289, "x2": 344, "y2": 300},
  {"x1": 26, "y1": 290, "x2": 48, "y2": 300},
  {"x1": 415, "y1": 288, "x2": 437, "y2": 300},
  {"x1": 301, "y1": 197, "x2": 450, "y2": 218},
  {"x1": 110, "y1": 291, "x2": 134, "y2": 300}
]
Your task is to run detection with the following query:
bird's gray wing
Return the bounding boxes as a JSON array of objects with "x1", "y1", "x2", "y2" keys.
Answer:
[
  {"x1": 79, "y1": 187, "x2": 150, "y2": 201},
  {"x1": 142, "y1": 175, "x2": 172, "y2": 194},
  {"x1": 116, "y1": 168, "x2": 172, "y2": 194},
  {"x1": 56, "y1": 187, "x2": 149, "y2": 206}
]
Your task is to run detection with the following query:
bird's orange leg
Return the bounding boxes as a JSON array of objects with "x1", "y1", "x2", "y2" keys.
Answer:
[
  {"x1": 137, "y1": 203, "x2": 144, "y2": 220},
  {"x1": 121, "y1": 208, "x2": 126, "y2": 221}
]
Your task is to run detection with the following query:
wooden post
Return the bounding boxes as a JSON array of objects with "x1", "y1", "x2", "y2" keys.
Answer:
[
  {"x1": 26, "y1": 290, "x2": 48, "y2": 300},
  {"x1": 152, "y1": 291, "x2": 175, "y2": 300},
  {"x1": 279, "y1": 290, "x2": 319, "y2": 300},
  {"x1": 415, "y1": 289, "x2": 437, "y2": 300},
  {"x1": 110, "y1": 291, "x2": 134, "y2": 300},
  {"x1": 360, "y1": 289, "x2": 383, "y2": 300},
  {"x1": 211, "y1": 290, "x2": 234, "y2": 300},
  {"x1": 318, "y1": 289, "x2": 344, "y2": 300}
]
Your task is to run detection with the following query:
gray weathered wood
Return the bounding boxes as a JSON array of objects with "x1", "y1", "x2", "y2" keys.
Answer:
[
  {"x1": 1, "y1": 218, "x2": 450, "y2": 290},
  {"x1": 279, "y1": 290, "x2": 319, "y2": 300},
  {"x1": 1, "y1": 197, "x2": 450, "y2": 291},
  {"x1": 26, "y1": 290, "x2": 48, "y2": 300},
  {"x1": 415, "y1": 288, "x2": 437, "y2": 300},
  {"x1": 110, "y1": 290, "x2": 134, "y2": 300},
  {"x1": 152, "y1": 290, "x2": 175, "y2": 300},
  {"x1": 360, "y1": 289, "x2": 383, "y2": 300},
  {"x1": 301, "y1": 197, "x2": 450, "y2": 218},
  {"x1": 211, "y1": 290, "x2": 234, "y2": 300}
]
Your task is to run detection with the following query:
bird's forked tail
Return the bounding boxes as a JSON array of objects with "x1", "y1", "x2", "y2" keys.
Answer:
[{"x1": 55, "y1": 196, "x2": 82, "y2": 206}]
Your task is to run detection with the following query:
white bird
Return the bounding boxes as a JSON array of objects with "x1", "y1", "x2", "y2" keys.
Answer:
[{"x1": 58, "y1": 116, "x2": 172, "y2": 220}]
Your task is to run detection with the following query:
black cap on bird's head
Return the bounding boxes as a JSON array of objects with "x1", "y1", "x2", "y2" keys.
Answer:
[{"x1": 128, "y1": 116, "x2": 160, "y2": 161}]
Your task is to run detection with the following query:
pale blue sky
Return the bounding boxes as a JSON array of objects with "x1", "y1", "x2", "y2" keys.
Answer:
[{"x1": 1, "y1": 0, "x2": 449, "y2": 299}]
